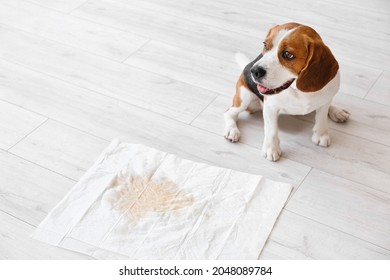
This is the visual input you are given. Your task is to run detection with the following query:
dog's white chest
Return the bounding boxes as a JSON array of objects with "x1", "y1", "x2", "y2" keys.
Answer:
[
  {"x1": 269, "y1": 88, "x2": 325, "y2": 115},
  {"x1": 265, "y1": 72, "x2": 340, "y2": 115}
]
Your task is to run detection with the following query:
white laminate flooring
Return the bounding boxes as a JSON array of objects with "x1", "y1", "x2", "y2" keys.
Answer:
[{"x1": 0, "y1": 0, "x2": 389, "y2": 259}]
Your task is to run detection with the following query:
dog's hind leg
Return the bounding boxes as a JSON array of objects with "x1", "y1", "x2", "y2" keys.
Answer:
[
  {"x1": 224, "y1": 85, "x2": 258, "y2": 142},
  {"x1": 312, "y1": 102, "x2": 332, "y2": 147},
  {"x1": 328, "y1": 105, "x2": 350, "y2": 123}
]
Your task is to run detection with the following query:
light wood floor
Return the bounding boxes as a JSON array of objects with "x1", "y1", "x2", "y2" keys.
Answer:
[{"x1": 0, "y1": 0, "x2": 389, "y2": 259}]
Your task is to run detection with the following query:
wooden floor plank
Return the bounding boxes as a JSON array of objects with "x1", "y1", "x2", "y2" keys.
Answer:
[
  {"x1": 286, "y1": 169, "x2": 390, "y2": 250},
  {"x1": 0, "y1": 0, "x2": 149, "y2": 61},
  {"x1": 337, "y1": 60, "x2": 382, "y2": 99},
  {"x1": 260, "y1": 210, "x2": 390, "y2": 259},
  {"x1": 0, "y1": 150, "x2": 75, "y2": 226},
  {"x1": 0, "y1": 25, "x2": 217, "y2": 124},
  {"x1": 9, "y1": 121, "x2": 110, "y2": 181},
  {"x1": 125, "y1": 40, "x2": 238, "y2": 95},
  {"x1": 71, "y1": 0, "x2": 261, "y2": 61},
  {"x1": 365, "y1": 71, "x2": 390, "y2": 106}
]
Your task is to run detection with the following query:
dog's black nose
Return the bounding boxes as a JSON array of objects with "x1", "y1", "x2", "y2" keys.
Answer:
[{"x1": 251, "y1": 66, "x2": 266, "y2": 79}]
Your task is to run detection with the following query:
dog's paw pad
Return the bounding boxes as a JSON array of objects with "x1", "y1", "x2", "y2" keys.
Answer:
[
  {"x1": 262, "y1": 145, "x2": 281, "y2": 161},
  {"x1": 329, "y1": 107, "x2": 350, "y2": 123},
  {"x1": 312, "y1": 133, "x2": 331, "y2": 147},
  {"x1": 224, "y1": 126, "x2": 241, "y2": 142}
]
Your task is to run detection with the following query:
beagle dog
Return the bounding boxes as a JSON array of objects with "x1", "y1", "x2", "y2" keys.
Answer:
[{"x1": 224, "y1": 22, "x2": 350, "y2": 161}]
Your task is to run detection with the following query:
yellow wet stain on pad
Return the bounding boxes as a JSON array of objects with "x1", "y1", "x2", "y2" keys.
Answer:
[
  {"x1": 32, "y1": 140, "x2": 292, "y2": 259},
  {"x1": 106, "y1": 175, "x2": 193, "y2": 222}
]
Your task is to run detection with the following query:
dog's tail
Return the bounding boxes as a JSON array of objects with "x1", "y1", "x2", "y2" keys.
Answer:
[{"x1": 235, "y1": 52, "x2": 250, "y2": 71}]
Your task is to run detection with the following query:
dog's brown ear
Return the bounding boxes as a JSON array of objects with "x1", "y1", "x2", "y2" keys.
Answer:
[{"x1": 296, "y1": 40, "x2": 339, "y2": 92}]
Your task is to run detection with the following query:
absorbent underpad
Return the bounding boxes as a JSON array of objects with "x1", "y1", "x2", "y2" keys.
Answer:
[{"x1": 32, "y1": 140, "x2": 292, "y2": 259}]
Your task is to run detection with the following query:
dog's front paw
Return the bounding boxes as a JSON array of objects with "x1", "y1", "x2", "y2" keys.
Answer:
[
  {"x1": 329, "y1": 106, "x2": 350, "y2": 123},
  {"x1": 262, "y1": 143, "x2": 281, "y2": 161},
  {"x1": 312, "y1": 132, "x2": 331, "y2": 147},
  {"x1": 224, "y1": 126, "x2": 241, "y2": 142}
]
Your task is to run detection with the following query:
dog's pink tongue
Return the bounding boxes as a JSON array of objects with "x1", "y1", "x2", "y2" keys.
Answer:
[{"x1": 257, "y1": 84, "x2": 271, "y2": 93}]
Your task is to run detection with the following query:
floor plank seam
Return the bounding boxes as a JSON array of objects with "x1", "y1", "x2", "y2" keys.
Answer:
[
  {"x1": 0, "y1": 208, "x2": 37, "y2": 228},
  {"x1": 23, "y1": 0, "x2": 65, "y2": 13},
  {"x1": 189, "y1": 94, "x2": 220, "y2": 125},
  {"x1": 363, "y1": 69, "x2": 384, "y2": 99},
  {"x1": 66, "y1": 0, "x2": 90, "y2": 14},
  {"x1": 0, "y1": 97, "x2": 59, "y2": 121},
  {"x1": 338, "y1": 91, "x2": 387, "y2": 104},
  {"x1": 338, "y1": 91, "x2": 390, "y2": 108},
  {"x1": 266, "y1": 239, "x2": 315, "y2": 259},
  {"x1": 6, "y1": 150, "x2": 78, "y2": 183},
  {"x1": 0, "y1": 104, "x2": 113, "y2": 148},
  {"x1": 68, "y1": 10, "x2": 152, "y2": 41},
  {"x1": 120, "y1": 38, "x2": 152, "y2": 63},
  {"x1": 338, "y1": 53, "x2": 389, "y2": 72},
  {"x1": 41, "y1": 117, "x2": 111, "y2": 143},
  {"x1": 6, "y1": 118, "x2": 49, "y2": 152},
  {"x1": 285, "y1": 167, "x2": 313, "y2": 205}
]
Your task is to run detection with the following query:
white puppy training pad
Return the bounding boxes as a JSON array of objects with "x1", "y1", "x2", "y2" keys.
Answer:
[{"x1": 32, "y1": 140, "x2": 292, "y2": 259}]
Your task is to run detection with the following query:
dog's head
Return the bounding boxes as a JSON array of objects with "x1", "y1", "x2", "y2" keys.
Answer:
[{"x1": 251, "y1": 23, "x2": 339, "y2": 95}]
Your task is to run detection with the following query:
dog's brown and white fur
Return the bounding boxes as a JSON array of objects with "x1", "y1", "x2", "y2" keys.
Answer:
[{"x1": 224, "y1": 22, "x2": 350, "y2": 161}]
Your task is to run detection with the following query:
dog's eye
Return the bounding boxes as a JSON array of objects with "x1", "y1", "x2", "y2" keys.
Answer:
[
  {"x1": 282, "y1": 51, "x2": 295, "y2": 60},
  {"x1": 263, "y1": 41, "x2": 268, "y2": 50}
]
